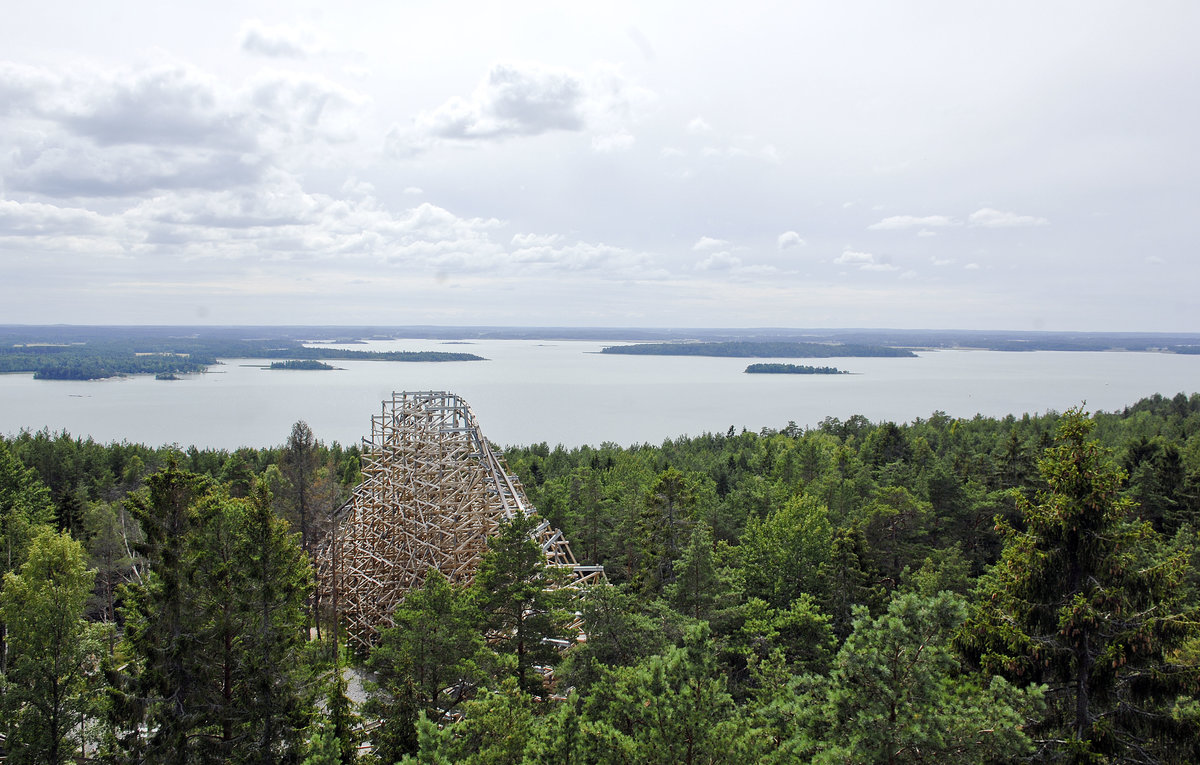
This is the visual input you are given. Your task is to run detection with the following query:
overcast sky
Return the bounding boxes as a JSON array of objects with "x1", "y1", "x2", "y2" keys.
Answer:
[{"x1": 1, "y1": 1, "x2": 1196, "y2": 330}]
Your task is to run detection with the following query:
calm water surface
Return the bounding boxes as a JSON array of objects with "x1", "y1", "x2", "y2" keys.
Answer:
[{"x1": 1, "y1": 339, "x2": 1197, "y2": 449}]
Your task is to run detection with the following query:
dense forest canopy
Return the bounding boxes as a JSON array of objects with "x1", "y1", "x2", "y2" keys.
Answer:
[{"x1": 1, "y1": 391, "x2": 1199, "y2": 762}]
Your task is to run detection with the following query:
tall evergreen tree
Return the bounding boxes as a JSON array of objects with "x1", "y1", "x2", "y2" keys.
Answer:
[
  {"x1": 120, "y1": 461, "x2": 211, "y2": 763},
  {"x1": 960, "y1": 409, "x2": 1200, "y2": 762},
  {"x1": 367, "y1": 568, "x2": 483, "y2": 762},
  {"x1": 473, "y1": 513, "x2": 569, "y2": 695},
  {"x1": 0, "y1": 528, "x2": 101, "y2": 765},
  {"x1": 235, "y1": 482, "x2": 313, "y2": 763}
]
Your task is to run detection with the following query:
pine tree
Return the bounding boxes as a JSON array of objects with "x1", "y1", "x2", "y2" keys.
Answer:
[
  {"x1": 578, "y1": 623, "x2": 745, "y2": 764},
  {"x1": 367, "y1": 568, "x2": 483, "y2": 762},
  {"x1": 782, "y1": 591, "x2": 1043, "y2": 765},
  {"x1": 473, "y1": 513, "x2": 569, "y2": 695}
]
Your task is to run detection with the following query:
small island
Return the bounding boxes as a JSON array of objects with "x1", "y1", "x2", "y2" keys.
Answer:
[
  {"x1": 745, "y1": 363, "x2": 849, "y2": 375},
  {"x1": 154, "y1": 372, "x2": 181, "y2": 380},
  {"x1": 268, "y1": 360, "x2": 338, "y2": 371}
]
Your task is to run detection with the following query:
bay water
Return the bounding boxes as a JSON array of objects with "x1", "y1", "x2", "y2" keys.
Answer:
[{"x1": 1, "y1": 339, "x2": 1197, "y2": 449}]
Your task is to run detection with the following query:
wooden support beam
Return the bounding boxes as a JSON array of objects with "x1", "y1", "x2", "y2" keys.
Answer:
[{"x1": 315, "y1": 391, "x2": 605, "y2": 651}]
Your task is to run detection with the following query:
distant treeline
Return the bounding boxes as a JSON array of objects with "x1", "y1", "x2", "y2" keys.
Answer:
[
  {"x1": 601, "y1": 341, "x2": 915, "y2": 358},
  {"x1": 745, "y1": 363, "x2": 848, "y2": 374},
  {"x1": 0, "y1": 330, "x2": 485, "y2": 380},
  {"x1": 268, "y1": 360, "x2": 337, "y2": 370}
]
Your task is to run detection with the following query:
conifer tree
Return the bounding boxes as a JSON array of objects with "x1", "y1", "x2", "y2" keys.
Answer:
[
  {"x1": 473, "y1": 513, "x2": 568, "y2": 694},
  {"x1": 783, "y1": 591, "x2": 1042, "y2": 764},
  {"x1": 0, "y1": 528, "x2": 101, "y2": 764},
  {"x1": 235, "y1": 482, "x2": 313, "y2": 762},
  {"x1": 120, "y1": 461, "x2": 211, "y2": 762},
  {"x1": 367, "y1": 568, "x2": 483, "y2": 761},
  {"x1": 959, "y1": 408, "x2": 1200, "y2": 762}
]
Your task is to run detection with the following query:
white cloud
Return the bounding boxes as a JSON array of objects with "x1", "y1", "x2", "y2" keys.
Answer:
[
  {"x1": 868, "y1": 214, "x2": 958, "y2": 230},
  {"x1": 687, "y1": 116, "x2": 712, "y2": 134},
  {"x1": 968, "y1": 208, "x2": 1049, "y2": 228},
  {"x1": 53, "y1": 66, "x2": 253, "y2": 150},
  {"x1": 696, "y1": 251, "x2": 741, "y2": 271},
  {"x1": 693, "y1": 236, "x2": 729, "y2": 251},
  {"x1": 834, "y1": 249, "x2": 876, "y2": 266},
  {"x1": 835, "y1": 248, "x2": 898, "y2": 272},
  {"x1": 394, "y1": 61, "x2": 653, "y2": 152},
  {"x1": 247, "y1": 71, "x2": 368, "y2": 145},
  {"x1": 930, "y1": 256, "x2": 955, "y2": 266},
  {"x1": 1146, "y1": 255, "x2": 1165, "y2": 265},
  {"x1": 239, "y1": 20, "x2": 324, "y2": 59},
  {"x1": 777, "y1": 231, "x2": 805, "y2": 250},
  {"x1": 964, "y1": 262, "x2": 981, "y2": 270},
  {"x1": 511, "y1": 232, "x2": 562, "y2": 247},
  {"x1": 403, "y1": 187, "x2": 424, "y2": 196}
]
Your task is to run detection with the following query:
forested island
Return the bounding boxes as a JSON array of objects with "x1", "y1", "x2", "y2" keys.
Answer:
[
  {"x1": 600, "y1": 341, "x2": 916, "y2": 358},
  {"x1": 745, "y1": 363, "x2": 848, "y2": 374},
  {"x1": 2, "y1": 392, "x2": 1199, "y2": 762},
  {"x1": 268, "y1": 360, "x2": 339, "y2": 371},
  {"x1": 0, "y1": 327, "x2": 485, "y2": 380}
]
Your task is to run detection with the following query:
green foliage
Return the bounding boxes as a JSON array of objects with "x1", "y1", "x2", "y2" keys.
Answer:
[
  {"x1": 270, "y1": 359, "x2": 337, "y2": 370},
  {"x1": 744, "y1": 363, "x2": 848, "y2": 374},
  {"x1": 473, "y1": 513, "x2": 570, "y2": 694},
  {"x1": 0, "y1": 438, "x2": 56, "y2": 578},
  {"x1": 118, "y1": 466, "x2": 314, "y2": 762},
  {"x1": 577, "y1": 624, "x2": 746, "y2": 764},
  {"x1": 738, "y1": 494, "x2": 831, "y2": 607},
  {"x1": 790, "y1": 591, "x2": 1043, "y2": 764},
  {"x1": 960, "y1": 408, "x2": 1200, "y2": 762},
  {"x1": 6, "y1": 391, "x2": 1200, "y2": 760},
  {"x1": 0, "y1": 528, "x2": 101, "y2": 764},
  {"x1": 367, "y1": 569, "x2": 483, "y2": 762}
]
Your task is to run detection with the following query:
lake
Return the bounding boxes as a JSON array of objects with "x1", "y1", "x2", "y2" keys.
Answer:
[{"x1": 1, "y1": 339, "x2": 1198, "y2": 449}]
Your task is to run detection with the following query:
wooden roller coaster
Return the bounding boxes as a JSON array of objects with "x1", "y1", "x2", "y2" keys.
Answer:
[{"x1": 315, "y1": 391, "x2": 605, "y2": 650}]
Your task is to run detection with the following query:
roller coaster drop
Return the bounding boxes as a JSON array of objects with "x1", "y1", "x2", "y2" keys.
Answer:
[{"x1": 316, "y1": 391, "x2": 605, "y2": 651}]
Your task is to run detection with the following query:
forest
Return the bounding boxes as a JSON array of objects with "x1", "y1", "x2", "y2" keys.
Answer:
[
  {"x1": 0, "y1": 327, "x2": 484, "y2": 380},
  {"x1": 1, "y1": 392, "x2": 1199, "y2": 763},
  {"x1": 744, "y1": 364, "x2": 848, "y2": 375},
  {"x1": 599, "y1": 341, "x2": 916, "y2": 358}
]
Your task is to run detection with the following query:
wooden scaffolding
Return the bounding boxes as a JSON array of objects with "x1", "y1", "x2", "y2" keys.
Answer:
[{"x1": 315, "y1": 390, "x2": 605, "y2": 650}]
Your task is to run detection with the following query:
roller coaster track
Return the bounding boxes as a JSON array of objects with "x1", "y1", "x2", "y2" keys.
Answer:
[{"x1": 315, "y1": 391, "x2": 604, "y2": 650}]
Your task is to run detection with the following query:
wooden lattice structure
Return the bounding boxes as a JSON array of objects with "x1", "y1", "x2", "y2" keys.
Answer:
[{"x1": 316, "y1": 390, "x2": 604, "y2": 650}]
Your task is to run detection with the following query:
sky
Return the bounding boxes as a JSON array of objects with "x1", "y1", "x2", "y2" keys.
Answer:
[{"x1": 0, "y1": 1, "x2": 1197, "y2": 331}]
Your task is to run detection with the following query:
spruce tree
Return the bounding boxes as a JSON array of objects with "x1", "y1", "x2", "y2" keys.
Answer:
[{"x1": 959, "y1": 408, "x2": 1200, "y2": 762}]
